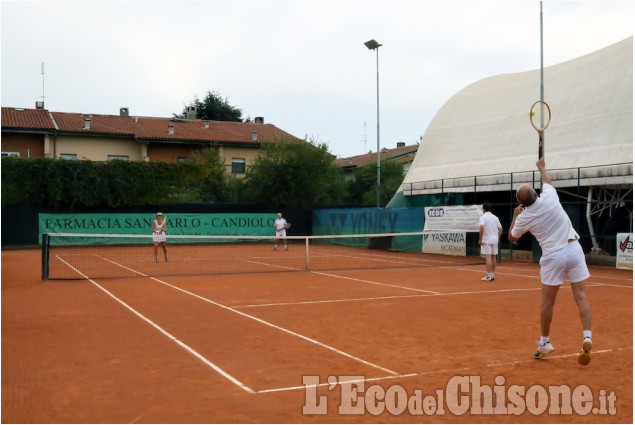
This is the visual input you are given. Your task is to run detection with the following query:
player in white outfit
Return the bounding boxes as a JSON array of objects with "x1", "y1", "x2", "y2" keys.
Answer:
[
  {"x1": 152, "y1": 212, "x2": 168, "y2": 263},
  {"x1": 273, "y1": 212, "x2": 288, "y2": 251},
  {"x1": 509, "y1": 158, "x2": 592, "y2": 365},
  {"x1": 478, "y1": 202, "x2": 503, "y2": 281}
]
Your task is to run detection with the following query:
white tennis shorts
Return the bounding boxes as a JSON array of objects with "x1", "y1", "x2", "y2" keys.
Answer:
[
  {"x1": 539, "y1": 241, "x2": 590, "y2": 286},
  {"x1": 481, "y1": 243, "x2": 498, "y2": 255},
  {"x1": 276, "y1": 230, "x2": 286, "y2": 238}
]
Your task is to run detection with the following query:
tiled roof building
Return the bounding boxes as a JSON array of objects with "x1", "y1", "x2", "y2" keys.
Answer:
[
  {"x1": 336, "y1": 143, "x2": 419, "y2": 180},
  {"x1": 2, "y1": 106, "x2": 301, "y2": 175}
]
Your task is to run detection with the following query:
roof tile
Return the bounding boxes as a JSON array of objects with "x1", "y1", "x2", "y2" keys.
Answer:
[
  {"x1": 1, "y1": 107, "x2": 56, "y2": 130},
  {"x1": 2, "y1": 107, "x2": 300, "y2": 144}
]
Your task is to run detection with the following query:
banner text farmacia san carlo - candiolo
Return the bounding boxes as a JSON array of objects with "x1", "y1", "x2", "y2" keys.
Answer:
[{"x1": 39, "y1": 213, "x2": 278, "y2": 237}]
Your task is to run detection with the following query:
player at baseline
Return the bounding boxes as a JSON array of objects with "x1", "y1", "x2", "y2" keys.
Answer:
[
  {"x1": 508, "y1": 158, "x2": 592, "y2": 365},
  {"x1": 152, "y1": 212, "x2": 168, "y2": 263},
  {"x1": 478, "y1": 202, "x2": 503, "y2": 281}
]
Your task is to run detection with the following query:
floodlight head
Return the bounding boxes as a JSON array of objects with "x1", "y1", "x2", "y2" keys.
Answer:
[{"x1": 364, "y1": 39, "x2": 382, "y2": 50}]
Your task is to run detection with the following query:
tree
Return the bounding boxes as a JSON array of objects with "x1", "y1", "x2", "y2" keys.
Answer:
[
  {"x1": 242, "y1": 138, "x2": 345, "y2": 208},
  {"x1": 177, "y1": 90, "x2": 243, "y2": 122},
  {"x1": 346, "y1": 159, "x2": 404, "y2": 207},
  {"x1": 186, "y1": 146, "x2": 228, "y2": 202}
]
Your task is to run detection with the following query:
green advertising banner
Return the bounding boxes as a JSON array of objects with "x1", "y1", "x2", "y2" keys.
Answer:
[{"x1": 39, "y1": 213, "x2": 278, "y2": 240}]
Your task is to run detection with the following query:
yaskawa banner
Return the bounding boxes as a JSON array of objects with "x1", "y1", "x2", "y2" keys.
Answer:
[
  {"x1": 423, "y1": 205, "x2": 482, "y2": 232},
  {"x1": 616, "y1": 233, "x2": 633, "y2": 270},
  {"x1": 422, "y1": 232, "x2": 467, "y2": 256},
  {"x1": 39, "y1": 213, "x2": 278, "y2": 239}
]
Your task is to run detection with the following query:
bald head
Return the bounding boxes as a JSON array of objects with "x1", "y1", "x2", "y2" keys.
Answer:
[{"x1": 516, "y1": 184, "x2": 537, "y2": 207}]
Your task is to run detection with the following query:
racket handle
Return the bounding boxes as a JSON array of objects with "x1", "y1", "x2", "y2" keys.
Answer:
[{"x1": 538, "y1": 136, "x2": 543, "y2": 159}]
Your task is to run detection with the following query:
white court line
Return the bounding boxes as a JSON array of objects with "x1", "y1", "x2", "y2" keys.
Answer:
[
  {"x1": 255, "y1": 346, "x2": 633, "y2": 394},
  {"x1": 242, "y1": 258, "x2": 302, "y2": 271},
  {"x1": 496, "y1": 265, "x2": 634, "y2": 282},
  {"x1": 148, "y1": 275, "x2": 398, "y2": 375},
  {"x1": 233, "y1": 282, "x2": 624, "y2": 309},
  {"x1": 311, "y1": 271, "x2": 441, "y2": 295},
  {"x1": 55, "y1": 255, "x2": 255, "y2": 394},
  {"x1": 590, "y1": 281, "x2": 634, "y2": 289},
  {"x1": 95, "y1": 255, "x2": 398, "y2": 376},
  {"x1": 257, "y1": 372, "x2": 419, "y2": 394},
  {"x1": 423, "y1": 265, "x2": 635, "y2": 287}
]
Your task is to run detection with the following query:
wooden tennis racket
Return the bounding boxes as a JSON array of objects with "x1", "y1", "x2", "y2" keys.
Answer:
[{"x1": 529, "y1": 100, "x2": 551, "y2": 159}]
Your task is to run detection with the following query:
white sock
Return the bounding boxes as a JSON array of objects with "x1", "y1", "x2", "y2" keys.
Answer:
[
  {"x1": 583, "y1": 330, "x2": 592, "y2": 340},
  {"x1": 540, "y1": 336, "x2": 550, "y2": 345}
]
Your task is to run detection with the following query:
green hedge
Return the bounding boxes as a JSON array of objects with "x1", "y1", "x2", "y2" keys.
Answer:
[{"x1": 1, "y1": 157, "x2": 207, "y2": 208}]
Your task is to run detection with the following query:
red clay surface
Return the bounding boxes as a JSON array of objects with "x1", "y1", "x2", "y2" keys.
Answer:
[{"x1": 2, "y1": 248, "x2": 632, "y2": 423}]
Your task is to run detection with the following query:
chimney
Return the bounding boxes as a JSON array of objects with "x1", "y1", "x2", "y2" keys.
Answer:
[
  {"x1": 35, "y1": 101, "x2": 45, "y2": 109},
  {"x1": 254, "y1": 116, "x2": 264, "y2": 124},
  {"x1": 168, "y1": 124, "x2": 175, "y2": 135},
  {"x1": 83, "y1": 118, "x2": 91, "y2": 130},
  {"x1": 396, "y1": 142, "x2": 405, "y2": 148},
  {"x1": 120, "y1": 107, "x2": 129, "y2": 116},
  {"x1": 203, "y1": 121, "x2": 209, "y2": 129},
  {"x1": 186, "y1": 106, "x2": 197, "y2": 120}
]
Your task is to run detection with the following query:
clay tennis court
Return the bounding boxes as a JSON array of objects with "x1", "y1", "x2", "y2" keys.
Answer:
[{"x1": 2, "y1": 247, "x2": 632, "y2": 423}]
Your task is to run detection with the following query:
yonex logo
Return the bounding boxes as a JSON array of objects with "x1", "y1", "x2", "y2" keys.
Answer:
[{"x1": 427, "y1": 208, "x2": 445, "y2": 217}]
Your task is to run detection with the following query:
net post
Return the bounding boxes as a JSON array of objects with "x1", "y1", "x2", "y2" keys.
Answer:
[
  {"x1": 41, "y1": 233, "x2": 50, "y2": 281},
  {"x1": 305, "y1": 237, "x2": 309, "y2": 270}
]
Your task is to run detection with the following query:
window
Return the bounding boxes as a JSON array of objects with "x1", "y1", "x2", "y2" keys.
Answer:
[
  {"x1": 231, "y1": 158, "x2": 246, "y2": 174},
  {"x1": 177, "y1": 157, "x2": 194, "y2": 164},
  {"x1": 60, "y1": 153, "x2": 77, "y2": 160},
  {"x1": 107, "y1": 155, "x2": 129, "y2": 161},
  {"x1": 1, "y1": 152, "x2": 20, "y2": 157}
]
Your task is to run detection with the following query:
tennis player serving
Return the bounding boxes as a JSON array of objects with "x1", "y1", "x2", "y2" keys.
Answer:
[
  {"x1": 508, "y1": 158, "x2": 592, "y2": 365},
  {"x1": 152, "y1": 212, "x2": 168, "y2": 263},
  {"x1": 273, "y1": 212, "x2": 288, "y2": 251}
]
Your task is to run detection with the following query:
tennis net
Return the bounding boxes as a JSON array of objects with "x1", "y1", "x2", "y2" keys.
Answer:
[{"x1": 41, "y1": 232, "x2": 483, "y2": 280}]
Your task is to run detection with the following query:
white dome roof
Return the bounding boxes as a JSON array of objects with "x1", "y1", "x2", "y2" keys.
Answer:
[{"x1": 401, "y1": 37, "x2": 633, "y2": 195}]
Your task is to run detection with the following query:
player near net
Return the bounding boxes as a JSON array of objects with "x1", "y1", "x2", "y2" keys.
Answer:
[
  {"x1": 508, "y1": 158, "x2": 592, "y2": 365},
  {"x1": 273, "y1": 212, "x2": 289, "y2": 251},
  {"x1": 152, "y1": 212, "x2": 168, "y2": 263}
]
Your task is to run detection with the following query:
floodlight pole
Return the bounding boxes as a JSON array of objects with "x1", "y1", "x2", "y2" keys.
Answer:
[{"x1": 365, "y1": 39, "x2": 382, "y2": 207}]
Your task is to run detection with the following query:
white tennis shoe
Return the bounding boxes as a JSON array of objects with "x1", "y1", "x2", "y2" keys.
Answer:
[{"x1": 534, "y1": 342, "x2": 555, "y2": 359}]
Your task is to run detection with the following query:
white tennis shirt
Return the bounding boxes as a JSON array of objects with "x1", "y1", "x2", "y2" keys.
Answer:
[
  {"x1": 479, "y1": 211, "x2": 502, "y2": 244},
  {"x1": 153, "y1": 219, "x2": 166, "y2": 235},
  {"x1": 510, "y1": 183, "x2": 579, "y2": 255},
  {"x1": 274, "y1": 218, "x2": 287, "y2": 232}
]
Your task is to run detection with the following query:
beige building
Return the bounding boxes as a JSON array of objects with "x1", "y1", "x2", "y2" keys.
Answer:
[{"x1": 1, "y1": 106, "x2": 301, "y2": 176}]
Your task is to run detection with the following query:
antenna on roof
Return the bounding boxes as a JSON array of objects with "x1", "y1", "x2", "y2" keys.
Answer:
[
  {"x1": 34, "y1": 63, "x2": 46, "y2": 109},
  {"x1": 361, "y1": 121, "x2": 368, "y2": 154},
  {"x1": 41, "y1": 63, "x2": 45, "y2": 101}
]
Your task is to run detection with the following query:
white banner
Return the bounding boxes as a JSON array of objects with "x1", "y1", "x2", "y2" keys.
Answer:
[
  {"x1": 616, "y1": 233, "x2": 633, "y2": 270},
  {"x1": 423, "y1": 205, "x2": 482, "y2": 232},
  {"x1": 422, "y1": 232, "x2": 466, "y2": 256}
]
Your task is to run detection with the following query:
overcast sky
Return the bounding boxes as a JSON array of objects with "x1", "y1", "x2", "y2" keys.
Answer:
[{"x1": 1, "y1": 0, "x2": 632, "y2": 158}]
